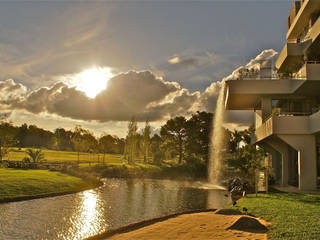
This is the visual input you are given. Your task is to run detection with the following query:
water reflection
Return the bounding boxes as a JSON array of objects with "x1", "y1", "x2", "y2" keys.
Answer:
[
  {"x1": 0, "y1": 178, "x2": 229, "y2": 240},
  {"x1": 67, "y1": 190, "x2": 106, "y2": 240}
]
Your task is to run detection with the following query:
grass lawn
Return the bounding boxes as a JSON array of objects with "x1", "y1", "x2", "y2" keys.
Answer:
[
  {"x1": 233, "y1": 190, "x2": 320, "y2": 240},
  {"x1": 0, "y1": 168, "x2": 97, "y2": 201},
  {"x1": 5, "y1": 148, "x2": 151, "y2": 164}
]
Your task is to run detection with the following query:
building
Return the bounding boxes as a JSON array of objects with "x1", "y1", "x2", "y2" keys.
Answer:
[{"x1": 224, "y1": 0, "x2": 320, "y2": 191}]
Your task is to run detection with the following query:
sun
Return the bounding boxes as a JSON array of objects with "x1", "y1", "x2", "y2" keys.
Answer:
[{"x1": 74, "y1": 67, "x2": 113, "y2": 98}]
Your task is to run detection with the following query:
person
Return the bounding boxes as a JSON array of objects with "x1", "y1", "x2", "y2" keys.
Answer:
[{"x1": 229, "y1": 178, "x2": 246, "y2": 205}]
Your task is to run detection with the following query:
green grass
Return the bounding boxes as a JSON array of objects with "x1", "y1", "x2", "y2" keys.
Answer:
[
  {"x1": 5, "y1": 148, "x2": 152, "y2": 164},
  {"x1": 233, "y1": 190, "x2": 320, "y2": 239},
  {"x1": 6, "y1": 148, "x2": 123, "y2": 163},
  {"x1": 0, "y1": 168, "x2": 96, "y2": 201}
]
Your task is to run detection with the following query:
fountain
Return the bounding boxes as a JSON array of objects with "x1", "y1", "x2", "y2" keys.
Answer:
[{"x1": 208, "y1": 82, "x2": 226, "y2": 185}]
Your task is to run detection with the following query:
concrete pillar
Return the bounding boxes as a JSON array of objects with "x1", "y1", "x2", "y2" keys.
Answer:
[
  {"x1": 278, "y1": 134, "x2": 317, "y2": 191},
  {"x1": 259, "y1": 142, "x2": 282, "y2": 183},
  {"x1": 267, "y1": 138, "x2": 289, "y2": 187},
  {"x1": 261, "y1": 97, "x2": 272, "y2": 122}
]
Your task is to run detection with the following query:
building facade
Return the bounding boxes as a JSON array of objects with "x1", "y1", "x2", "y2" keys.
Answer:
[{"x1": 225, "y1": 0, "x2": 320, "y2": 191}]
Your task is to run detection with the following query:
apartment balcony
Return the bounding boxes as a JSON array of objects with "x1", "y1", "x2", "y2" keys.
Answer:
[
  {"x1": 275, "y1": 42, "x2": 304, "y2": 73},
  {"x1": 253, "y1": 111, "x2": 320, "y2": 143},
  {"x1": 301, "y1": 15, "x2": 320, "y2": 50},
  {"x1": 287, "y1": 0, "x2": 320, "y2": 40},
  {"x1": 295, "y1": 62, "x2": 320, "y2": 80},
  {"x1": 225, "y1": 79, "x2": 305, "y2": 110}
]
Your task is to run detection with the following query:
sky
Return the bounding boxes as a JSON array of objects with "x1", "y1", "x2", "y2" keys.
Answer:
[{"x1": 0, "y1": 0, "x2": 293, "y2": 137}]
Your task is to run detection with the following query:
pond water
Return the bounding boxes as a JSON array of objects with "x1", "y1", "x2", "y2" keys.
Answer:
[{"x1": 0, "y1": 178, "x2": 230, "y2": 240}]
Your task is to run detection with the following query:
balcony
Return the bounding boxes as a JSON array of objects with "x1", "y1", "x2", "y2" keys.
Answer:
[
  {"x1": 225, "y1": 79, "x2": 305, "y2": 110},
  {"x1": 295, "y1": 61, "x2": 320, "y2": 80},
  {"x1": 253, "y1": 111, "x2": 320, "y2": 143},
  {"x1": 299, "y1": 15, "x2": 320, "y2": 50},
  {"x1": 275, "y1": 41, "x2": 304, "y2": 74},
  {"x1": 287, "y1": 0, "x2": 320, "y2": 40}
]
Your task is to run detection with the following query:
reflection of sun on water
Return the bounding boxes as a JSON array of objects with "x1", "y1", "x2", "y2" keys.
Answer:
[
  {"x1": 68, "y1": 190, "x2": 106, "y2": 240},
  {"x1": 69, "y1": 67, "x2": 114, "y2": 99}
]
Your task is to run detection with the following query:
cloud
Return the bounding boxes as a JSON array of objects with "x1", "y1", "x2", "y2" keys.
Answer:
[
  {"x1": 196, "y1": 49, "x2": 278, "y2": 126},
  {"x1": 0, "y1": 49, "x2": 278, "y2": 131},
  {"x1": 0, "y1": 79, "x2": 27, "y2": 101},
  {"x1": 167, "y1": 56, "x2": 198, "y2": 69},
  {"x1": 0, "y1": 2, "x2": 114, "y2": 89},
  {"x1": 223, "y1": 49, "x2": 278, "y2": 81},
  {"x1": 1, "y1": 71, "x2": 198, "y2": 122},
  {"x1": 155, "y1": 50, "x2": 241, "y2": 92},
  {"x1": 0, "y1": 112, "x2": 11, "y2": 120}
]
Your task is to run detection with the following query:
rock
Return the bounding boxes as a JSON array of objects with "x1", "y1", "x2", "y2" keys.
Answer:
[{"x1": 227, "y1": 216, "x2": 268, "y2": 233}]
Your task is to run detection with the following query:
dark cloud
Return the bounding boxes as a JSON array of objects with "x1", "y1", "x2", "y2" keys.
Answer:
[
  {"x1": 1, "y1": 71, "x2": 198, "y2": 122},
  {"x1": 0, "y1": 49, "x2": 277, "y2": 129},
  {"x1": 0, "y1": 112, "x2": 11, "y2": 120}
]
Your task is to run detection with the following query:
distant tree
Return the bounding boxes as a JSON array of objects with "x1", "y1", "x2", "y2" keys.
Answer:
[
  {"x1": 0, "y1": 121, "x2": 19, "y2": 161},
  {"x1": 99, "y1": 133, "x2": 117, "y2": 164},
  {"x1": 150, "y1": 134, "x2": 164, "y2": 165},
  {"x1": 125, "y1": 117, "x2": 138, "y2": 164},
  {"x1": 135, "y1": 133, "x2": 144, "y2": 159},
  {"x1": 142, "y1": 120, "x2": 151, "y2": 163},
  {"x1": 54, "y1": 128, "x2": 73, "y2": 151},
  {"x1": 25, "y1": 149, "x2": 45, "y2": 163},
  {"x1": 160, "y1": 116, "x2": 187, "y2": 164},
  {"x1": 16, "y1": 123, "x2": 28, "y2": 147},
  {"x1": 71, "y1": 125, "x2": 91, "y2": 164},
  {"x1": 115, "y1": 137, "x2": 125, "y2": 154}
]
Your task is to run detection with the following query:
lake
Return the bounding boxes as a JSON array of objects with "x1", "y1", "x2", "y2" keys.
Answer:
[{"x1": 0, "y1": 178, "x2": 230, "y2": 240}]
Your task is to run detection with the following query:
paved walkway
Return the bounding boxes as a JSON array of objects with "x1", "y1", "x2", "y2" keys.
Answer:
[{"x1": 106, "y1": 210, "x2": 268, "y2": 240}]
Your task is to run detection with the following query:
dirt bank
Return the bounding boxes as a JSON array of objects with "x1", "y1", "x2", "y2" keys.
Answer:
[{"x1": 97, "y1": 209, "x2": 268, "y2": 240}]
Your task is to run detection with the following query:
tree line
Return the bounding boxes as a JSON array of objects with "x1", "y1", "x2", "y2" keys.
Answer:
[
  {"x1": 0, "y1": 111, "x2": 265, "y2": 185},
  {"x1": 0, "y1": 112, "x2": 215, "y2": 164}
]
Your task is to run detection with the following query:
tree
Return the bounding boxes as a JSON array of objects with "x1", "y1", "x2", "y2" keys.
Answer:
[
  {"x1": 54, "y1": 128, "x2": 73, "y2": 151},
  {"x1": 160, "y1": 116, "x2": 187, "y2": 164},
  {"x1": 142, "y1": 120, "x2": 151, "y2": 163},
  {"x1": 227, "y1": 128, "x2": 266, "y2": 189},
  {"x1": 99, "y1": 133, "x2": 117, "y2": 164},
  {"x1": 229, "y1": 130, "x2": 243, "y2": 153},
  {"x1": 114, "y1": 137, "x2": 125, "y2": 154},
  {"x1": 125, "y1": 117, "x2": 138, "y2": 164},
  {"x1": 0, "y1": 121, "x2": 18, "y2": 161},
  {"x1": 25, "y1": 149, "x2": 45, "y2": 163},
  {"x1": 185, "y1": 111, "x2": 213, "y2": 164},
  {"x1": 71, "y1": 125, "x2": 91, "y2": 164},
  {"x1": 150, "y1": 134, "x2": 164, "y2": 165}
]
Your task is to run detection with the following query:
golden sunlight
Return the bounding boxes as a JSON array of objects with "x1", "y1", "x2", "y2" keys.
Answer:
[{"x1": 73, "y1": 67, "x2": 113, "y2": 98}]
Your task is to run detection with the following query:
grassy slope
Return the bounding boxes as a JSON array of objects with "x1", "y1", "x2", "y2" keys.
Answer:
[
  {"x1": 233, "y1": 191, "x2": 320, "y2": 240},
  {"x1": 0, "y1": 168, "x2": 96, "y2": 201},
  {"x1": 6, "y1": 148, "x2": 151, "y2": 163}
]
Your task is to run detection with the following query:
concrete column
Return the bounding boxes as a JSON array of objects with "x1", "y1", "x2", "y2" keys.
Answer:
[
  {"x1": 261, "y1": 97, "x2": 272, "y2": 122},
  {"x1": 278, "y1": 134, "x2": 317, "y2": 191},
  {"x1": 259, "y1": 142, "x2": 282, "y2": 183},
  {"x1": 267, "y1": 138, "x2": 289, "y2": 187}
]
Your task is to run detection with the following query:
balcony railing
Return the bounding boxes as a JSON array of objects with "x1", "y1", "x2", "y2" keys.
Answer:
[{"x1": 262, "y1": 111, "x2": 312, "y2": 124}]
